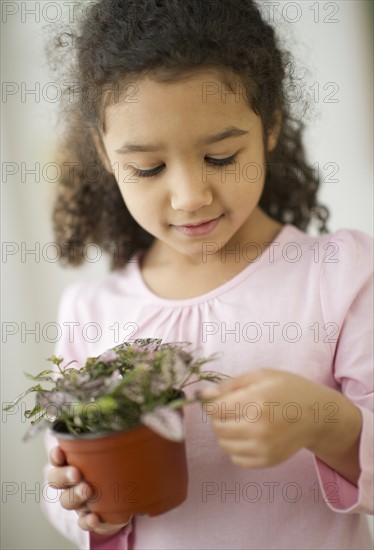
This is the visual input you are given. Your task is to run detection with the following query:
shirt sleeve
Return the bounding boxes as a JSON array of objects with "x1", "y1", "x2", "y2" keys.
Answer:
[
  {"x1": 40, "y1": 282, "x2": 135, "y2": 549},
  {"x1": 313, "y1": 229, "x2": 374, "y2": 514}
]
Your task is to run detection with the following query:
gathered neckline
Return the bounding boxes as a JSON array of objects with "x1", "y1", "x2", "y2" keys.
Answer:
[{"x1": 128, "y1": 224, "x2": 296, "y2": 306}]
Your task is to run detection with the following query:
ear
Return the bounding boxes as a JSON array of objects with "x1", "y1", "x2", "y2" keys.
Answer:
[
  {"x1": 266, "y1": 110, "x2": 282, "y2": 152},
  {"x1": 90, "y1": 127, "x2": 113, "y2": 173}
]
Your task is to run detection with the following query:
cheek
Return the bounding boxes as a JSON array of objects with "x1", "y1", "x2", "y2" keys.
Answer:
[
  {"x1": 116, "y1": 180, "x2": 159, "y2": 228},
  {"x1": 240, "y1": 145, "x2": 266, "y2": 188},
  {"x1": 219, "y1": 167, "x2": 265, "y2": 203},
  {"x1": 237, "y1": 167, "x2": 265, "y2": 192},
  {"x1": 217, "y1": 145, "x2": 266, "y2": 197}
]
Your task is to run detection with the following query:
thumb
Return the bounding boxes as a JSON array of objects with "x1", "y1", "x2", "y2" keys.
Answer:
[
  {"x1": 200, "y1": 368, "x2": 269, "y2": 399},
  {"x1": 49, "y1": 445, "x2": 66, "y2": 466}
]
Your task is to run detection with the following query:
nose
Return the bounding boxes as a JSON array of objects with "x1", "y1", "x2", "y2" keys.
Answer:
[{"x1": 170, "y1": 166, "x2": 213, "y2": 212}]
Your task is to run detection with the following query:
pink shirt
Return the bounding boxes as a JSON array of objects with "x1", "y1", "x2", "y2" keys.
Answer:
[{"x1": 41, "y1": 224, "x2": 374, "y2": 549}]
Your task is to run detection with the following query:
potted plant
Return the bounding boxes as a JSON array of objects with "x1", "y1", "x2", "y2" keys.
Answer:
[{"x1": 4, "y1": 338, "x2": 227, "y2": 523}]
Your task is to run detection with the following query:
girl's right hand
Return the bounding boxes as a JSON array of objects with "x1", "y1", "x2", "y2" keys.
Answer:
[{"x1": 47, "y1": 446, "x2": 133, "y2": 538}]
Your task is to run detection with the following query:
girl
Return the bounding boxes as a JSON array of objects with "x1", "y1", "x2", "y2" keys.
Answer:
[{"x1": 43, "y1": 0, "x2": 373, "y2": 548}]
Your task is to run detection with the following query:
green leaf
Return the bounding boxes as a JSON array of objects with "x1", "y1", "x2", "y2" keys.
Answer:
[
  {"x1": 24, "y1": 370, "x2": 56, "y2": 382},
  {"x1": 167, "y1": 397, "x2": 196, "y2": 409},
  {"x1": 24, "y1": 403, "x2": 42, "y2": 419},
  {"x1": 96, "y1": 396, "x2": 117, "y2": 412},
  {"x1": 2, "y1": 384, "x2": 44, "y2": 410},
  {"x1": 47, "y1": 355, "x2": 63, "y2": 366}
]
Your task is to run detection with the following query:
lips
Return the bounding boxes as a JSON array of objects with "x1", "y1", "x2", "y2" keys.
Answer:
[
  {"x1": 173, "y1": 215, "x2": 222, "y2": 227},
  {"x1": 171, "y1": 215, "x2": 223, "y2": 237}
]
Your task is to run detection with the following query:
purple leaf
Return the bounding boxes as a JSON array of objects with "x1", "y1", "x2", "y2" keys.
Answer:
[
  {"x1": 23, "y1": 419, "x2": 51, "y2": 442},
  {"x1": 98, "y1": 349, "x2": 120, "y2": 363},
  {"x1": 141, "y1": 407, "x2": 184, "y2": 442}
]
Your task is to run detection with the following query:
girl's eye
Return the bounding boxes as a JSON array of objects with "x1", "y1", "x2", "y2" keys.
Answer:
[
  {"x1": 206, "y1": 154, "x2": 238, "y2": 167},
  {"x1": 131, "y1": 154, "x2": 238, "y2": 179},
  {"x1": 132, "y1": 164, "x2": 165, "y2": 178}
]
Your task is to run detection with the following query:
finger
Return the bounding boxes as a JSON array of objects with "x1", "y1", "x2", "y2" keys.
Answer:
[
  {"x1": 60, "y1": 482, "x2": 93, "y2": 511},
  {"x1": 207, "y1": 390, "x2": 276, "y2": 425},
  {"x1": 202, "y1": 394, "x2": 245, "y2": 423},
  {"x1": 77, "y1": 512, "x2": 132, "y2": 534},
  {"x1": 205, "y1": 389, "x2": 260, "y2": 422},
  {"x1": 210, "y1": 418, "x2": 249, "y2": 438},
  {"x1": 49, "y1": 446, "x2": 66, "y2": 466},
  {"x1": 230, "y1": 454, "x2": 266, "y2": 469},
  {"x1": 47, "y1": 465, "x2": 81, "y2": 488},
  {"x1": 77, "y1": 512, "x2": 101, "y2": 532},
  {"x1": 75, "y1": 505, "x2": 91, "y2": 518},
  {"x1": 217, "y1": 435, "x2": 254, "y2": 452},
  {"x1": 201, "y1": 369, "x2": 269, "y2": 399}
]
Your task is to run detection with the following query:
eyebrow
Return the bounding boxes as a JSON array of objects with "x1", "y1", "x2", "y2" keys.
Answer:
[{"x1": 115, "y1": 126, "x2": 249, "y2": 154}]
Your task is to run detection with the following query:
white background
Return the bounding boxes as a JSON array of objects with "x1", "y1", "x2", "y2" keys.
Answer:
[{"x1": 1, "y1": 1, "x2": 373, "y2": 548}]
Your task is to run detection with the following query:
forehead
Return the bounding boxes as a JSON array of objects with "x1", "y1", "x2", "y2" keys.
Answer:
[{"x1": 102, "y1": 68, "x2": 254, "y2": 136}]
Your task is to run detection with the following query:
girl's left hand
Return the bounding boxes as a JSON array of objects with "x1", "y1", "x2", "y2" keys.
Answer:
[{"x1": 200, "y1": 368, "x2": 338, "y2": 468}]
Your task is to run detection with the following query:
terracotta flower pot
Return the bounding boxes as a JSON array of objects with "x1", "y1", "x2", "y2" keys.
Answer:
[{"x1": 54, "y1": 420, "x2": 188, "y2": 524}]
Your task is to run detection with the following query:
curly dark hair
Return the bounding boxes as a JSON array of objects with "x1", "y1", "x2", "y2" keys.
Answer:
[{"x1": 48, "y1": 0, "x2": 330, "y2": 269}]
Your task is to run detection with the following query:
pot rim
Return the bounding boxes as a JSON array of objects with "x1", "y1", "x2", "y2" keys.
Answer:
[{"x1": 50, "y1": 422, "x2": 144, "y2": 440}]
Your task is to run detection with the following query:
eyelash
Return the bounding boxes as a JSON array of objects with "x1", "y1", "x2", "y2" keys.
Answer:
[{"x1": 131, "y1": 154, "x2": 238, "y2": 178}]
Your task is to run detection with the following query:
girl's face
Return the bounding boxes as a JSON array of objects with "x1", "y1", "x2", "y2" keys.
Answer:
[{"x1": 99, "y1": 69, "x2": 279, "y2": 262}]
